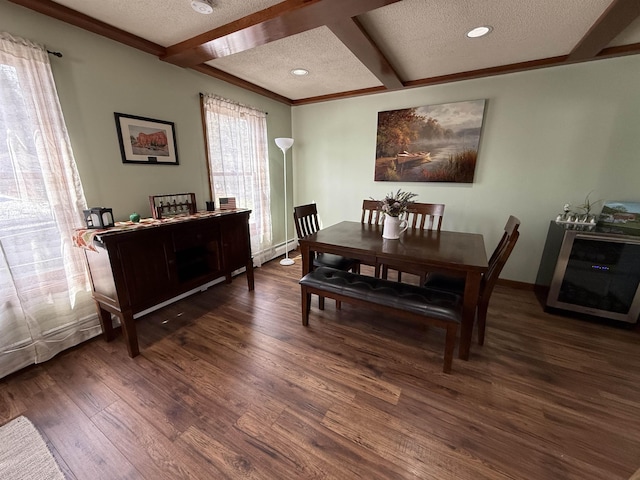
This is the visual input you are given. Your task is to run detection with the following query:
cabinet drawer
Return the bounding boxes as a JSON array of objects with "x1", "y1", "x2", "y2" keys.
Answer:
[{"x1": 172, "y1": 223, "x2": 219, "y2": 251}]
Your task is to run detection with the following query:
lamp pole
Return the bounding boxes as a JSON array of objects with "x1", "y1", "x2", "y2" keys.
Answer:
[{"x1": 275, "y1": 138, "x2": 294, "y2": 266}]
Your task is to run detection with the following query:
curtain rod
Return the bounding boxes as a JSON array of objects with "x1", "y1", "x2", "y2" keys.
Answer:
[
  {"x1": 0, "y1": 34, "x2": 62, "y2": 57},
  {"x1": 199, "y1": 92, "x2": 267, "y2": 115}
]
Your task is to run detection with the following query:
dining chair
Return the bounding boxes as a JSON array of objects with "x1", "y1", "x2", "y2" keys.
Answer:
[
  {"x1": 294, "y1": 203, "x2": 360, "y2": 309},
  {"x1": 405, "y1": 202, "x2": 445, "y2": 231},
  {"x1": 381, "y1": 202, "x2": 445, "y2": 283},
  {"x1": 359, "y1": 199, "x2": 385, "y2": 277},
  {"x1": 361, "y1": 199, "x2": 385, "y2": 225},
  {"x1": 424, "y1": 215, "x2": 521, "y2": 346}
]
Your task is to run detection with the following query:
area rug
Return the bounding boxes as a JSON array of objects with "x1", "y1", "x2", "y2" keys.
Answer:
[{"x1": 0, "y1": 416, "x2": 65, "y2": 479}]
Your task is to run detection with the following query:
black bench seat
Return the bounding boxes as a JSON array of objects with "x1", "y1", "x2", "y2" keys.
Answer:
[{"x1": 299, "y1": 266, "x2": 462, "y2": 373}]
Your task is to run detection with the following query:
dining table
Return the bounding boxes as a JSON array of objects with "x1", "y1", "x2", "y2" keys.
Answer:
[{"x1": 298, "y1": 221, "x2": 488, "y2": 360}]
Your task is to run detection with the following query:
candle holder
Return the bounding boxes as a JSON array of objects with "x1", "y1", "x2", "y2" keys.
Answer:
[{"x1": 149, "y1": 193, "x2": 197, "y2": 219}]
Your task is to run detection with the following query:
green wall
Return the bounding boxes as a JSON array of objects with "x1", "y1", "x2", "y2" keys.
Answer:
[
  {"x1": 291, "y1": 55, "x2": 640, "y2": 283},
  {"x1": 1, "y1": 0, "x2": 293, "y2": 245},
  {"x1": 4, "y1": 0, "x2": 640, "y2": 284}
]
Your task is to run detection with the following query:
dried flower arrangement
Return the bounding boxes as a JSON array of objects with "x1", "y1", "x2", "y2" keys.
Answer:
[{"x1": 378, "y1": 189, "x2": 418, "y2": 217}]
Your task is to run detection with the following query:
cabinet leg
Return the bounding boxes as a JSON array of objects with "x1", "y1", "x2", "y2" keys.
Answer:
[
  {"x1": 120, "y1": 311, "x2": 139, "y2": 358},
  {"x1": 246, "y1": 261, "x2": 255, "y2": 291},
  {"x1": 96, "y1": 302, "x2": 115, "y2": 342}
]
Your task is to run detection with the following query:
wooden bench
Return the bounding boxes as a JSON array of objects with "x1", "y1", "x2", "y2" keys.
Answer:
[{"x1": 299, "y1": 266, "x2": 462, "y2": 373}]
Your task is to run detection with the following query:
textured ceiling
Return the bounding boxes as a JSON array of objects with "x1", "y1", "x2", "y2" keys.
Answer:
[
  {"x1": 48, "y1": 0, "x2": 285, "y2": 47},
  {"x1": 9, "y1": 0, "x2": 640, "y2": 104},
  {"x1": 359, "y1": 0, "x2": 615, "y2": 80},
  {"x1": 207, "y1": 26, "x2": 383, "y2": 99}
]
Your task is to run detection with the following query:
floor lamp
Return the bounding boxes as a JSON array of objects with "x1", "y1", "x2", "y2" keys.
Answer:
[{"x1": 275, "y1": 137, "x2": 294, "y2": 266}]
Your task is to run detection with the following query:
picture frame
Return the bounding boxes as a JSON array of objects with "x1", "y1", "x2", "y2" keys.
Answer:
[
  {"x1": 114, "y1": 112, "x2": 179, "y2": 165},
  {"x1": 597, "y1": 201, "x2": 640, "y2": 236},
  {"x1": 374, "y1": 99, "x2": 486, "y2": 183}
]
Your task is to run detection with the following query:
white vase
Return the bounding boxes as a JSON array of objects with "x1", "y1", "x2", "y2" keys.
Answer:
[{"x1": 382, "y1": 214, "x2": 408, "y2": 239}]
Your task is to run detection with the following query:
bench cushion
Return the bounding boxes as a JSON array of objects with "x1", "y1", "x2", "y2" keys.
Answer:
[
  {"x1": 314, "y1": 252, "x2": 357, "y2": 271},
  {"x1": 300, "y1": 267, "x2": 462, "y2": 324}
]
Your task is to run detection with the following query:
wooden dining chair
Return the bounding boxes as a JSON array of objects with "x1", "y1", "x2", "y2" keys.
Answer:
[
  {"x1": 359, "y1": 199, "x2": 385, "y2": 276},
  {"x1": 424, "y1": 215, "x2": 521, "y2": 345},
  {"x1": 361, "y1": 199, "x2": 385, "y2": 225},
  {"x1": 405, "y1": 202, "x2": 445, "y2": 231},
  {"x1": 294, "y1": 203, "x2": 360, "y2": 308},
  {"x1": 381, "y1": 202, "x2": 445, "y2": 283}
]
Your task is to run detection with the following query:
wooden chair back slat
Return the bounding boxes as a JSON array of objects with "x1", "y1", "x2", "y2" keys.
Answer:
[
  {"x1": 293, "y1": 203, "x2": 321, "y2": 239},
  {"x1": 405, "y1": 202, "x2": 445, "y2": 232},
  {"x1": 481, "y1": 215, "x2": 521, "y2": 296},
  {"x1": 361, "y1": 199, "x2": 385, "y2": 225}
]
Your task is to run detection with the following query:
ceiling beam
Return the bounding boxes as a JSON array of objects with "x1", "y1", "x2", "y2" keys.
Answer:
[
  {"x1": 568, "y1": 0, "x2": 640, "y2": 61},
  {"x1": 292, "y1": 56, "x2": 570, "y2": 105},
  {"x1": 327, "y1": 17, "x2": 403, "y2": 89},
  {"x1": 294, "y1": 40, "x2": 640, "y2": 105},
  {"x1": 596, "y1": 40, "x2": 640, "y2": 58},
  {"x1": 7, "y1": 0, "x2": 166, "y2": 56},
  {"x1": 161, "y1": 0, "x2": 402, "y2": 67},
  {"x1": 192, "y1": 64, "x2": 292, "y2": 105}
]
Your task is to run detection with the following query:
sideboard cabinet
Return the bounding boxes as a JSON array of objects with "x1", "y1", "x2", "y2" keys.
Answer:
[{"x1": 84, "y1": 210, "x2": 254, "y2": 357}]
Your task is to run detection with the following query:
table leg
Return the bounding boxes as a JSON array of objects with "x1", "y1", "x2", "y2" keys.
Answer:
[
  {"x1": 300, "y1": 243, "x2": 312, "y2": 275},
  {"x1": 458, "y1": 271, "x2": 481, "y2": 361}
]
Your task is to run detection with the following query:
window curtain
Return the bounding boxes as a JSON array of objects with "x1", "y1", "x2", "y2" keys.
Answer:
[
  {"x1": 201, "y1": 94, "x2": 274, "y2": 266},
  {"x1": 0, "y1": 32, "x2": 100, "y2": 379}
]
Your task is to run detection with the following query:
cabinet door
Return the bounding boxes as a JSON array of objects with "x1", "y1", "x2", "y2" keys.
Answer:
[
  {"x1": 172, "y1": 221, "x2": 222, "y2": 285},
  {"x1": 221, "y1": 213, "x2": 251, "y2": 272},
  {"x1": 115, "y1": 234, "x2": 173, "y2": 309}
]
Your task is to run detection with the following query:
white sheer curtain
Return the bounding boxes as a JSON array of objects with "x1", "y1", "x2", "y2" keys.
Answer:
[
  {"x1": 201, "y1": 94, "x2": 274, "y2": 266},
  {"x1": 0, "y1": 32, "x2": 100, "y2": 379}
]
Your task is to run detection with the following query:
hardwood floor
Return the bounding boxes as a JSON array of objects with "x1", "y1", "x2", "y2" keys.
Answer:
[{"x1": 1, "y1": 251, "x2": 639, "y2": 479}]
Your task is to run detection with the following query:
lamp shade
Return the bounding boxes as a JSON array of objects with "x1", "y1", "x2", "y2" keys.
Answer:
[{"x1": 275, "y1": 137, "x2": 294, "y2": 153}]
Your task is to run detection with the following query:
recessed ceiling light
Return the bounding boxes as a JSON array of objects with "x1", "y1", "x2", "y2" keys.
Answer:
[
  {"x1": 290, "y1": 68, "x2": 309, "y2": 76},
  {"x1": 191, "y1": 0, "x2": 213, "y2": 14},
  {"x1": 466, "y1": 26, "x2": 493, "y2": 38}
]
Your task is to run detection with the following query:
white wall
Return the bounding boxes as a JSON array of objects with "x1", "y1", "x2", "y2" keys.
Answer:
[
  {"x1": 291, "y1": 55, "x2": 640, "y2": 283},
  {"x1": 1, "y1": 1, "x2": 293, "y2": 245}
]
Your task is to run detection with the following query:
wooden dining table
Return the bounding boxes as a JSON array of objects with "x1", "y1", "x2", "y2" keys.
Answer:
[{"x1": 298, "y1": 221, "x2": 488, "y2": 360}]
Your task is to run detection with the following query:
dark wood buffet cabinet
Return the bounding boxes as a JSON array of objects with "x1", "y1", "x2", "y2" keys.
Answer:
[{"x1": 83, "y1": 209, "x2": 254, "y2": 357}]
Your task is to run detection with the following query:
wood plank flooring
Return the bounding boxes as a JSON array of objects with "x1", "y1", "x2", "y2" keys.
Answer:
[{"x1": 1, "y1": 251, "x2": 639, "y2": 479}]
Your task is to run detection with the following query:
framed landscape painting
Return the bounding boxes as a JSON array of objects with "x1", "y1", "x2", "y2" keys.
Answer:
[
  {"x1": 114, "y1": 112, "x2": 179, "y2": 165},
  {"x1": 375, "y1": 99, "x2": 486, "y2": 182},
  {"x1": 597, "y1": 201, "x2": 640, "y2": 235}
]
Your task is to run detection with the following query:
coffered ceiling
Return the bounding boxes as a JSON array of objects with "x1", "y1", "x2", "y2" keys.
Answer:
[{"x1": 8, "y1": 0, "x2": 640, "y2": 105}]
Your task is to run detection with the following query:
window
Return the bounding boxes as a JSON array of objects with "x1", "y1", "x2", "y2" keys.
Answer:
[
  {"x1": 0, "y1": 32, "x2": 99, "y2": 379},
  {"x1": 201, "y1": 94, "x2": 273, "y2": 266}
]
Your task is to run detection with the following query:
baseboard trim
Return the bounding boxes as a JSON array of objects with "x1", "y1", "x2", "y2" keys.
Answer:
[{"x1": 497, "y1": 278, "x2": 535, "y2": 290}]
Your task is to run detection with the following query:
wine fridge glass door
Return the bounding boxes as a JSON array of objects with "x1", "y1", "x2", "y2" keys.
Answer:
[{"x1": 547, "y1": 231, "x2": 640, "y2": 323}]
